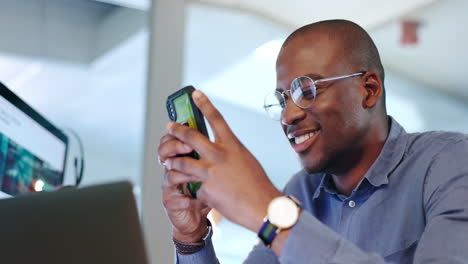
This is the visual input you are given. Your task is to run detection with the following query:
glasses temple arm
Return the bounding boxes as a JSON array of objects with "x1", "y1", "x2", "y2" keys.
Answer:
[
  {"x1": 264, "y1": 103, "x2": 280, "y2": 109},
  {"x1": 314, "y1": 72, "x2": 364, "y2": 84}
]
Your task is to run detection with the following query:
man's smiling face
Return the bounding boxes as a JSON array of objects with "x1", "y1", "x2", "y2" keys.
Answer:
[{"x1": 276, "y1": 31, "x2": 370, "y2": 174}]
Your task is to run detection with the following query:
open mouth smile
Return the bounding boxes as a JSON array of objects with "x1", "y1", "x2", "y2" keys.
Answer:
[{"x1": 287, "y1": 129, "x2": 321, "y2": 153}]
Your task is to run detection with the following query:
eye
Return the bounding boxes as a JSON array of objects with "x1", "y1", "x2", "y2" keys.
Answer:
[
  {"x1": 301, "y1": 89, "x2": 315, "y2": 100},
  {"x1": 274, "y1": 91, "x2": 286, "y2": 108},
  {"x1": 315, "y1": 82, "x2": 330, "y2": 92}
]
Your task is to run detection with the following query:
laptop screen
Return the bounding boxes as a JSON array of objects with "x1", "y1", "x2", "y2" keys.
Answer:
[{"x1": 0, "y1": 82, "x2": 68, "y2": 196}]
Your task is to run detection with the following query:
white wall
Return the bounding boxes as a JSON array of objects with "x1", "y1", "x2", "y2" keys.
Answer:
[{"x1": 385, "y1": 69, "x2": 468, "y2": 133}]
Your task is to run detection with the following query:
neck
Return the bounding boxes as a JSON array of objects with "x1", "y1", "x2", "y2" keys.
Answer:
[{"x1": 331, "y1": 117, "x2": 389, "y2": 196}]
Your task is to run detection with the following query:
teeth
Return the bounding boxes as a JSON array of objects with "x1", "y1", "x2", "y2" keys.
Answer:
[{"x1": 294, "y1": 131, "x2": 317, "y2": 144}]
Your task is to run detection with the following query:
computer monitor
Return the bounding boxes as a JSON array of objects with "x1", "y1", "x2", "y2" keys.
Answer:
[{"x1": 0, "y1": 82, "x2": 68, "y2": 196}]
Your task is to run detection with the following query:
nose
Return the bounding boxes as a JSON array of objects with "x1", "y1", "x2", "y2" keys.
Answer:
[{"x1": 281, "y1": 97, "x2": 306, "y2": 126}]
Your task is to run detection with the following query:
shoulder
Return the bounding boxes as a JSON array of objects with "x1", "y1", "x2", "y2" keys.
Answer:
[
  {"x1": 396, "y1": 131, "x2": 467, "y2": 170},
  {"x1": 404, "y1": 130, "x2": 467, "y2": 156},
  {"x1": 399, "y1": 131, "x2": 467, "y2": 185},
  {"x1": 418, "y1": 131, "x2": 468, "y2": 176},
  {"x1": 414, "y1": 133, "x2": 468, "y2": 216},
  {"x1": 401, "y1": 131, "x2": 468, "y2": 205}
]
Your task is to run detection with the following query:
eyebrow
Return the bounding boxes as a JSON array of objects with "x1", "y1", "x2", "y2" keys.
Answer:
[
  {"x1": 303, "y1": 73, "x2": 325, "y2": 80},
  {"x1": 276, "y1": 73, "x2": 325, "y2": 91},
  {"x1": 275, "y1": 73, "x2": 326, "y2": 92}
]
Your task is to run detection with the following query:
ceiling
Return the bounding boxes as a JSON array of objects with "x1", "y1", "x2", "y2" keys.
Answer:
[
  {"x1": 95, "y1": 0, "x2": 468, "y2": 102},
  {"x1": 372, "y1": 0, "x2": 468, "y2": 101},
  {"x1": 96, "y1": 0, "x2": 438, "y2": 29}
]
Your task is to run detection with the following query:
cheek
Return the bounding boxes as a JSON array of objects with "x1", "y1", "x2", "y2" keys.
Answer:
[{"x1": 313, "y1": 90, "x2": 364, "y2": 138}]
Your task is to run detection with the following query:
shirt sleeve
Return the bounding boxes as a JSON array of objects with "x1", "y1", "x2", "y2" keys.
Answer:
[
  {"x1": 278, "y1": 211, "x2": 388, "y2": 264},
  {"x1": 243, "y1": 242, "x2": 280, "y2": 263},
  {"x1": 415, "y1": 138, "x2": 468, "y2": 263},
  {"x1": 243, "y1": 212, "x2": 388, "y2": 264}
]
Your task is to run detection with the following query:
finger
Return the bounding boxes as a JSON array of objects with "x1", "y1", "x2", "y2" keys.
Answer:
[
  {"x1": 158, "y1": 137, "x2": 193, "y2": 161},
  {"x1": 163, "y1": 189, "x2": 208, "y2": 211},
  {"x1": 162, "y1": 194, "x2": 194, "y2": 211},
  {"x1": 190, "y1": 199, "x2": 211, "y2": 211},
  {"x1": 164, "y1": 197, "x2": 209, "y2": 212},
  {"x1": 201, "y1": 207, "x2": 211, "y2": 217},
  {"x1": 162, "y1": 183, "x2": 185, "y2": 199},
  {"x1": 165, "y1": 157, "x2": 208, "y2": 182},
  {"x1": 159, "y1": 134, "x2": 175, "y2": 145},
  {"x1": 162, "y1": 170, "x2": 198, "y2": 189},
  {"x1": 192, "y1": 90, "x2": 234, "y2": 142},
  {"x1": 166, "y1": 122, "x2": 218, "y2": 159}
]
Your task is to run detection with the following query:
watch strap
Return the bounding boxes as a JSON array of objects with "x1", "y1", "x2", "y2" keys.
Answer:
[
  {"x1": 258, "y1": 195, "x2": 302, "y2": 247},
  {"x1": 258, "y1": 219, "x2": 278, "y2": 248}
]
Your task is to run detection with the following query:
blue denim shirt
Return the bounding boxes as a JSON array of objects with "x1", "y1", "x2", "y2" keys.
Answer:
[{"x1": 177, "y1": 117, "x2": 468, "y2": 263}]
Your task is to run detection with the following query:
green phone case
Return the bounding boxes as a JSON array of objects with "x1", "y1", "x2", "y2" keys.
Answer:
[{"x1": 166, "y1": 86, "x2": 208, "y2": 198}]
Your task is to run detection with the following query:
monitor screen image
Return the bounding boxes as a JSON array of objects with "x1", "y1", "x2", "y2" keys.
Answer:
[{"x1": 0, "y1": 82, "x2": 68, "y2": 196}]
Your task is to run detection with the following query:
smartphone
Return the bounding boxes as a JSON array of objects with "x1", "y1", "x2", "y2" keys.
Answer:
[{"x1": 166, "y1": 86, "x2": 209, "y2": 198}]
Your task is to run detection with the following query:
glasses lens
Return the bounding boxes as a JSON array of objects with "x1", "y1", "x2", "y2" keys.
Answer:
[
  {"x1": 264, "y1": 90, "x2": 284, "y2": 120},
  {"x1": 290, "y1": 76, "x2": 316, "y2": 108}
]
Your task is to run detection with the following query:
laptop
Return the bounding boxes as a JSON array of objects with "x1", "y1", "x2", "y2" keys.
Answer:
[
  {"x1": 0, "y1": 81, "x2": 68, "y2": 196},
  {"x1": 0, "y1": 181, "x2": 148, "y2": 264}
]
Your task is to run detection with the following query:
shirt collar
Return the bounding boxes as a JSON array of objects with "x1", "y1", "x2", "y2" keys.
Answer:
[
  {"x1": 312, "y1": 116, "x2": 407, "y2": 199},
  {"x1": 312, "y1": 174, "x2": 330, "y2": 199},
  {"x1": 364, "y1": 116, "x2": 407, "y2": 187}
]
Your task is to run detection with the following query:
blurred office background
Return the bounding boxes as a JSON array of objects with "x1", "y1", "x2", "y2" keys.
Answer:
[{"x1": 0, "y1": 0, "x2": 466, "y2": 263}]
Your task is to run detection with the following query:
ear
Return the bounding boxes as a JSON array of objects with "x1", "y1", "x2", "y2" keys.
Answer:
[{"x1": 361, "y1": 71, "x2": 383, "y2": 109}]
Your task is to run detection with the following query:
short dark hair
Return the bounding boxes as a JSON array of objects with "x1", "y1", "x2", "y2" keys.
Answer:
[{"x1": 283, "y1": 19, "x2": 385, "y2": 84}]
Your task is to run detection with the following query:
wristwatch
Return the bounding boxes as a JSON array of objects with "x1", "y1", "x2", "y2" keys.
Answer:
[{"x1": 258, "y1": 195, "x2": 301, "y2": 247}]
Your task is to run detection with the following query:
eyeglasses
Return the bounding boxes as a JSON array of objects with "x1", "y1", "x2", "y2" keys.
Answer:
[{"x1": 263, "y1": 72, "x2": 364, "y2": 120}]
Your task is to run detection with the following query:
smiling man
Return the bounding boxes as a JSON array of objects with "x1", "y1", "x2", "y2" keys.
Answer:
[{"x1": 158, "y1": 20, "x2": 468, "y2": 263}]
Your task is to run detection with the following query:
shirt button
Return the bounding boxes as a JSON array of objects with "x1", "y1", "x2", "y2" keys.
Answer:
[{"x1": 348, "y1": 200, "x2": 356, "y2": 208}]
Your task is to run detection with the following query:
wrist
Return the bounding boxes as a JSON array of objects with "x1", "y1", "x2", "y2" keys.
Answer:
[
  {"x1": 173, "y1": 219, "x2": 213, "y2": 255},
  {"x1": 244, "y1": 188, "x2": 283, "y2": 233},
  {"x1": 258, "y1": 195, "x2": 302, "y2": 248},
  {"x1": 173, "y1": 218, "x2": 209, "y2": 243}
]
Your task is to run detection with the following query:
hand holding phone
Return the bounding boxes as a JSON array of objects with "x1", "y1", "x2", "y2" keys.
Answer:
[
  {"x1": 164, "y1": 89, "x2": 281, "y2": 238},
  {"x1": 166, "y1": 86, "x2": 209, "y2": 198}
]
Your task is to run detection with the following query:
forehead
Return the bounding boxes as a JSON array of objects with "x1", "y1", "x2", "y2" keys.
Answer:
[{"x1": 276, "y1": 32, "x2": 349, "y2": 89}]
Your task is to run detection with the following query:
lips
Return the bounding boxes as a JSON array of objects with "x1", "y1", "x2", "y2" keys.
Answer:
[{"x1": 287, "y1": 128, "x2": 321, "y2": 153}]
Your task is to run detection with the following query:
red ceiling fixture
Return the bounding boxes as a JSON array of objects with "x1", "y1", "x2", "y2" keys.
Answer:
[{"x1": 401, "y1": 20, "x2": 420, "y2": 46}]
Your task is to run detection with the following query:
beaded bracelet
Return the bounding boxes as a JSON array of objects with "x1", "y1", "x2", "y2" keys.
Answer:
[{"x1": 173, "y1": 220, "x2": 212, "y2": 255}]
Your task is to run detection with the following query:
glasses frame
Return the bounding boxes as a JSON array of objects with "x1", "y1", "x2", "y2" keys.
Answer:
[{"x1": 264, "y1": 72, "x2": 364, "y2": 120}]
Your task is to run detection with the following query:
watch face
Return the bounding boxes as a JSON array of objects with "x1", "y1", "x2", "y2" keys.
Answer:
[{"x1": 268, "y1": 196, "x2": 299, "y2": 229}]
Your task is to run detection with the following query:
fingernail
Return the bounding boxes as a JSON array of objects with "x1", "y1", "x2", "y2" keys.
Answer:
[
  {"x1": 192, "y1": 90, "x2": 203, "y2": 99},
  {"x1": 165, "y1": 159, "x2": 172, "y2": 170},
  {"x1": 166, "y1": 122, "x2": 174, "y2": 131}
]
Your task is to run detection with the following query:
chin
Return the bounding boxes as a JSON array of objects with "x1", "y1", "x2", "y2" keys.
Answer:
[
  {"x1": 300, "y1": 154, "x2": 326, "y2": 174},
  {"x1": 303, "y1": 163, "x2": 323, "y2": 174}
]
